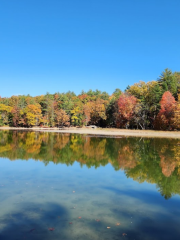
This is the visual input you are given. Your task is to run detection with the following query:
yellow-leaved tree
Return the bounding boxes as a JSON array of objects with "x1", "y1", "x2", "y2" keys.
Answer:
[
  {"x1": 0, "y1": 104, "x2": 13, "y2": 126},
  {"x1": 25, "y1": 104, "x2": 42, "y2": 127},
  {"x1": 71, "y1": 106, "x2": 83, "y2": 126},
  {"x1": 90, "y1": 99, "x2": 107, "y2": 125},
  {"x1": 173, "y1": 94, "x2": 180, "y2": 130}
]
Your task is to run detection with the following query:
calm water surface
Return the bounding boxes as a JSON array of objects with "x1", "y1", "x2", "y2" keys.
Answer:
[{"x1": 0, "y1": 130, "x2": 180, "y2": 240}]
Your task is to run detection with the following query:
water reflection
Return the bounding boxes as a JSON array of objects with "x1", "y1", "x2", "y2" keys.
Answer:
[{"x1": 0, "y1": 130, "x2": 180, "y2": 199}]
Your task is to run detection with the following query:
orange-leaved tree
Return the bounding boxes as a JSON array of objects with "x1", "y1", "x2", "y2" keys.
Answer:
[
  {"x1": 83, "y1": 103, "x2": 91, "y2": 126},
  {"x1": 115, "y1": 94, "x2": 138, "y2": 128},
  {"x1": 90, "y1": 99, "x2": 107, "y2": 125},
  {"x1": 155, "y1": 91, "x2": 176, "y2": 130},
  {"x1": 55, "y1": 109, "x2": 70, "y2": 127}
]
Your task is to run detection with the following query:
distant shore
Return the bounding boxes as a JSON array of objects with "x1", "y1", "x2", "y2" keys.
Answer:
[{"x1": 0, "y1": 126, "x2": 180, "y2": 138}]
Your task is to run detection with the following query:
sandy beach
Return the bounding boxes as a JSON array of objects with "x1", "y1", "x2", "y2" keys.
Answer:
[{"x1": 0, "y1": 126, "x2": 180, "y2": 138}]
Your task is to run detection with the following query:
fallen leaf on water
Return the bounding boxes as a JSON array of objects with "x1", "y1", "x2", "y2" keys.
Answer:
[
  {"x1": 78, "y1": 217, "x2": 82, "y2": 219},
  {"x1": 122, "y1": 233, "x2": 127, "y2": 236},
  {"x1": 69, "y1": 222, "x2": 73, "y2": 224},
  {"x1": 116, "y1": 222, "x2": 121, "y2": 226},
  {"x1": 72, "y1": 191, "x2": 75, "y2": 193},
  {"x1": 48, "y1": 228, "x2": 55, "y2": 231},
  {"x1": 107, "y1": 227, "x2": 111, "y2": 229},
  {"x1": 95, "y1": 219, "x2": 100, "y2": 222}
]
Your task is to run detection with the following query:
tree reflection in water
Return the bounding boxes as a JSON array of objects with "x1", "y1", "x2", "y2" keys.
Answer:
[{"x1": 0, "y1": 130, "x2": 180, "y2": 199}]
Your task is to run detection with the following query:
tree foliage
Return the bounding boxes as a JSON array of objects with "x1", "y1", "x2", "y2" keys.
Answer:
[
  {"x1": 115, "y1": 94, "x2": 138, "y2": 128},
  {"x1": 173, "y1": 94, "x2": 180, "y2": 130},
  {"x1": 155, "y1": 91, "x2": 176, "y2": 130}
]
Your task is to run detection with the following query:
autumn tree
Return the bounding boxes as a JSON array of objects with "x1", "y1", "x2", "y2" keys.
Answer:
[
  {"x1": 173, "y1": 94, "x2": 180, "y2": 129},
  {"x1": 174, "y1": 72, "x2": 180, "y2": 93},
  {"x1": 115, "y1": 94, "x2": 138, "y2": 128},
  {"x1": 71, "y1": 106, "x2": 83, "y2": 126},
  {"x1": 83, "y1": 104, "x2": 91, "y2": 126},
  {"x1": 90, "y1": 99, "x2": 107, "y2": 125},
  {"x1": 0, "y1": 104, "x2": 12, "y2": 126},
  {"x1": 78, "y1": 94, "x2": 90, "y2": 104},
  {"x1": 7, "y1": 95, "x2": 28, "y2": 127},
  {"x1": 126, "y1": 81, "x2": 162, "y2": 128},
  {"x1": 55, "y1": 109, "x2": 70, "y2": 127},
  {"x1": 154, "y1": 91, "x2": 176, "y2": 130},
  {"x1": 11, "y1": 106, "x2": 21, "y2": 126},
  {"x1": 25, "y1": 104, "x2": 42, "y2": 127}
]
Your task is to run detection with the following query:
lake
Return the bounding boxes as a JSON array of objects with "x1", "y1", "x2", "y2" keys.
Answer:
[{"x1": 0, "y1": 130, "x2": 180, "y2": 240}]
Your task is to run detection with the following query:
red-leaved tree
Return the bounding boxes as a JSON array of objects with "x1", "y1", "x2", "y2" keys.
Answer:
[
  {"x1": 115, "y1": 94, "x2": 138, "y2": 128},
  {"x1": 155, "y1": 91, "x2": 176, "y2": 130}
]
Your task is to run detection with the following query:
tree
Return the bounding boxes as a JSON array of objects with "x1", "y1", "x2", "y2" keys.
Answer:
[
  {"x1": 115, "y1": 94, "x2": 138, "y2": 128},
  {"x1": 55, "y1": 109, "x2": 70, "y2": 127},
  {"x1": 173, "y1": 94, "x2": 180, "y2": 129},
  {"x1": 113, "y1": 88, "x2": 122, "y2": 99},
  {"x1": 11, "y1": 106, "x2": 20, "y2": 126},
  {"x1": 25, "y1": 104, "x2": 42, "y2": 127},
  {"x1": 126, "y1": 81, "x2": 160, "y2": 129},
  {"x1": 90, "y1": 99, "x2": 107, "y2": 125},
  {"x1": 0, "y1": 104, "x2": 12, "y2": 126},
  {"x1": 83, "y1": 104, "x2": 91, "y2": 126},
  {"x1": 158, "y1": 68, "x2": 178, "y2": 96},
  {"x1": 106, "y1": 97, "x2": 117, "y2": 127},
  {"x1": 71, "y1": 106, "x2": 83, "y2": 126},
  {"x1": 155, "y1": 91, "x2": 176, "y2": 130}
]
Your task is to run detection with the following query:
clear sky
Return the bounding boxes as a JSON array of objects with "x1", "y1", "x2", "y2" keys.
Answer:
[{"x1": 0, "y1": 0, "x2": 180, "y2": 97}]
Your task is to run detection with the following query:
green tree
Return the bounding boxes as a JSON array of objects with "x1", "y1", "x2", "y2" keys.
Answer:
[{"x1": 158, "y1": 68, "x2": 178, "y2": 96}]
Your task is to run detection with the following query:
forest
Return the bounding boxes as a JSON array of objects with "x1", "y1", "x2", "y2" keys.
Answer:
[{"x1": 0, "y1": 68, "x2": 180, "y2": 130}]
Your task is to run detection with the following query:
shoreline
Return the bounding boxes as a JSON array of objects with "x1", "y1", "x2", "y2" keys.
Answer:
[{"x1": 0, "y1": 126, "x2": 180, "y2": 138}]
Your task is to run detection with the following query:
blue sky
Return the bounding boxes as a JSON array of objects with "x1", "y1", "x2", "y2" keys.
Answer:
[{"x1": 0, "y1": 0, "x2": 180, "y2": 97}]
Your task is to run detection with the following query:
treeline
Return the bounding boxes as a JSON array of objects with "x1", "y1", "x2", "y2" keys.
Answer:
[
  {"x1": 0, "y1": 68, "x2": 180, "y2": 130},
  {"x1": 1, "y1": 131, "x2": 180, "y2": 199}
]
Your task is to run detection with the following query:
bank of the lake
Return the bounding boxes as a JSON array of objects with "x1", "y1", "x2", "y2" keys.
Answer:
[{"x1": 1, "y1": 126, "x2": 180, "y2": 138}]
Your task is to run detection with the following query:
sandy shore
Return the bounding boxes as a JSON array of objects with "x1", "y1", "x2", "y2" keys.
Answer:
[{"x1": 1, "y1": 126, "x2": 180, "y2": 138}]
